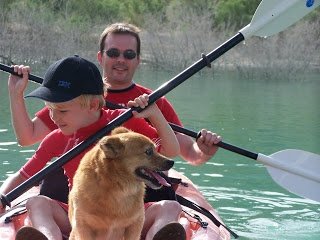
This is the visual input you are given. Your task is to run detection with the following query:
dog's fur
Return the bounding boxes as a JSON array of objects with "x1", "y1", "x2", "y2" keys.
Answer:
[{"x1": 68, "y1": 127, "x2": 174, "y2": 240}]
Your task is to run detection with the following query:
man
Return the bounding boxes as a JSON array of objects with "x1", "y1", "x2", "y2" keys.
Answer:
[{"x1": 97, "y1": 23, "x2": 221, "y2": 166}]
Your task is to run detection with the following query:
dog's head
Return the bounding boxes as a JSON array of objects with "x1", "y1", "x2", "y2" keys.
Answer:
[{"x1": 98, "y1": 127, "x2": 174, "y2": 189}]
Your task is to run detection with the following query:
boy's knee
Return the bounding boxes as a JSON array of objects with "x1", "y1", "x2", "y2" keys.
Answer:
[
  {"x1": 153, "y1": 200, "x2": 182, "y2": 214},
  {"x1": 26, "y1": 195, "x2": 50, "y2": 210},
  {"x1": 163, "y1": 201, "x2": 182, "y2": 213}
]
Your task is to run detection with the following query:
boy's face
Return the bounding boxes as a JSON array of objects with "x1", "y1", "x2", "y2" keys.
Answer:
[
  {"x1": 46, "y1": 98, "x2": 94, "y2": 135},
  {"x1": 97, "y1": 33, "x2": 140, "y2": 89}
]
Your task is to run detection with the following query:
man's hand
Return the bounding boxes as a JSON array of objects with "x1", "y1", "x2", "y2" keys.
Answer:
[{"x1": 196, "y1": 129, "x2": 222, "y2": 156}]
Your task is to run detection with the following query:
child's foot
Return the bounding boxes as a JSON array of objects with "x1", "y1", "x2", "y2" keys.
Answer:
[
  {"x1": 152, "y1": 222, "x2": 186, "y2": 240},
  {"x1": 15, "y1": 226, "x2": 48, "y2": 240}
]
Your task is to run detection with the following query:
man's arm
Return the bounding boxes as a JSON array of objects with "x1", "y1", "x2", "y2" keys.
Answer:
[
  {"x1": 177, "y1": 129, "x2": 221, "y2": 166},
  {"x1": 152, "y1": 97, "x2": 220, "y2": 164}
]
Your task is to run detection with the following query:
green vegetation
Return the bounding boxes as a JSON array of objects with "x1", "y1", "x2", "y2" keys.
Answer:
[
  {"x1": 215, "y1": 0, "x2": 260, "y2": 27},
  {"x1": 1, "y1": 0, "x2": 262, "y2": 29},
  {"x1": 0, "y1": 0, "x2": 319, "y2": 80}
]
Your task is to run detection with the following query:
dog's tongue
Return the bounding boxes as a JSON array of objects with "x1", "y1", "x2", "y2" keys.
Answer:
[{"x1": 151, "y1": 171, "x2": 171, "y2": 187}]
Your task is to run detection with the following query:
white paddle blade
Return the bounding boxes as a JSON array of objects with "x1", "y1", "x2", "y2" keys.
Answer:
[
  {"x1": 240, "y1": 0, "x2": 320, "y2": 38},
  {"x1": 258, "y1": 149, "x2": 320, "y2": 202},
  {"x1": 267, "y1": 165, "x2": 320, "y2": 202}
]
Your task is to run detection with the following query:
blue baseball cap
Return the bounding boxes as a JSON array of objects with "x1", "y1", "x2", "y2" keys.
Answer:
[{"x1": 25, "y1": 55, "x2": 103, "y2": 102}]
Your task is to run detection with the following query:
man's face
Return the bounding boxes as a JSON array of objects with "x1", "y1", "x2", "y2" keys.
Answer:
[{"x1": 98, "y1": 33, "x2": 140, "y2": 89}]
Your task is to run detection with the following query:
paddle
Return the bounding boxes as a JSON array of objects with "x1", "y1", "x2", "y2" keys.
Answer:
[
  {"x1": 169, "y1": 123, "x2": 320, "y2": 203},
  {"x1": 0, "y1": 63, "x2": 42, "y2": 84},
  {"x1": 1, "y1": 0, "x2": 319, "y2": 207}
]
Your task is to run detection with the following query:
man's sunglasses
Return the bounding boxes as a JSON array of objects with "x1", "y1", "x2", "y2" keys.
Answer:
[{"x1": 103, "y1": 48, "x2": 137, "y2": 60}]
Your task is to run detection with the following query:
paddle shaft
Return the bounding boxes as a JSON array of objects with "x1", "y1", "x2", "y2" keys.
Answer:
[
  {"x1": 170, "y1": 123, "x2": 258, "y2": 160},
  {"x1": 171, "y1": 123, "x2": 320, "y2": 184},
  {"x1": 0, "y1": 63, "x2": 42, "y2": 84},
  {"x1": 0, "y1": 34, "x2": 245, "y2": 207}
]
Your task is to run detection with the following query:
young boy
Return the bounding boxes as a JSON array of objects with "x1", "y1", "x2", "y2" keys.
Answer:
[{"x1": 0, "y1": 55, "x2": 179, "y2": 240}]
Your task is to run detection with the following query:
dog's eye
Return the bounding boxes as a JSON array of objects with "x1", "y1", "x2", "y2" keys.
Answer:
[{"x1": 145, "y1": 148, "x2": 153, "y2": 156}]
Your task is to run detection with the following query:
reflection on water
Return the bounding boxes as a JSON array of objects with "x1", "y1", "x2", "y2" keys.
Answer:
[{"x1": 0, "y1": 142, "x2": 17, "y2": 146}]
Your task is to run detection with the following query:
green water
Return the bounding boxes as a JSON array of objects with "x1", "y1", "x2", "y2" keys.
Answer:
[{"x1": 0, "y1": 66, "x2": 319, "y2": 239}]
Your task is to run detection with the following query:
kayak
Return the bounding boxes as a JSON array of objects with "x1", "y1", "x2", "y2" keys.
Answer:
[
  {"x1": 169, "y1": 169, "x2": 231, "y2": 240},
  {"x1": 0, "y1": 187, "x2": 37, "y2": 240},
  {"x1": 0, "y1": 169, "x2": 231, "y2": 240}
]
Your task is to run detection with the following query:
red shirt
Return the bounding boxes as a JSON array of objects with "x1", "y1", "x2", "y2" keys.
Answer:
[
  {"x1": 36, "y1": 83, "x2": 183, "y2": 131},
  {"x1": 20, "y1": 109, "x2": 160, "y2": 188}
]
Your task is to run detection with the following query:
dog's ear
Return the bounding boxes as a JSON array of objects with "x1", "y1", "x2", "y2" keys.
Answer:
[
  {"x1": 100, "y1": 136, "x2": 125, "y2": 158},
  {"x1": 111, "y1": 127, "x2": 130, "y2": 135}
]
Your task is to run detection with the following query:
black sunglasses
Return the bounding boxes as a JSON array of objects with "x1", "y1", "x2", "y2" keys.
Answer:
[{"x1": 103, "y1": 48, "x2": 137, "y2": 60}]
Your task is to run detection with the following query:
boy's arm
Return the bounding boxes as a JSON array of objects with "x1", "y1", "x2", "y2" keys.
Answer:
[
  {"x1": 147, "y1": 106, "x2": 180, "y2": 158},
  {"x1": 129, "y1": 94, "x2": 180, "y2": 158},
  {"x1": 10, "y1": 97, "x2": 51, "y2": 146},
  {"x1": 8, "y1": 65, "x2": 51, "y2": 146},
  {"x1": 0, "y1": 172, "x2": 26, "y2": 212}
]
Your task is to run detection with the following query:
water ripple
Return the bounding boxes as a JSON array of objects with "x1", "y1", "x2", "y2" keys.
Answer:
[
  {"x1": 0, "y1": 142, "x2": 17, "y2": 146},
  {"x1": 197, "y1": 186, "x2": 320, "y2": 239}
]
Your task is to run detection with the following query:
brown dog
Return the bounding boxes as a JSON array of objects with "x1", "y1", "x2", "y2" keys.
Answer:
[{"x1": 68, "y1": 127, "x2": 174, "y2": 240}]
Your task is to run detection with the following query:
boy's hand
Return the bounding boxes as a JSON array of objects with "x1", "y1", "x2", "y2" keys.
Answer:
[
  {"x1": 8, "y1": 65, "x2": 30, "y2": 97},
  {"x1": 127, "y1": 94, "x2": 158, "y2": 118}
]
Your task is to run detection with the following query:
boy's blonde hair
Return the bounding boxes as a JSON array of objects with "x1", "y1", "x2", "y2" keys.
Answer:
[
  {"x1": 78, "y1": 94, "x2": 105, "y2": 108},
  {"x1": 46, "y1": 94, "x2": 105, "y2": 109}
]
